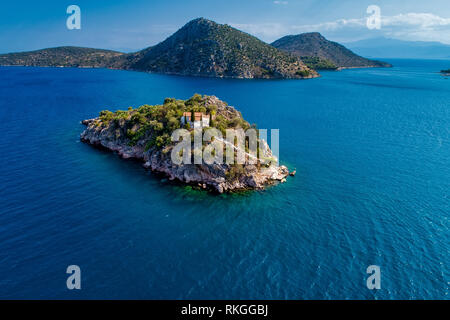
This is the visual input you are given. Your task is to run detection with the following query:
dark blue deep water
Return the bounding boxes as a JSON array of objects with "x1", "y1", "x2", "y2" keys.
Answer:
[{"x1": 0, "y1": 59, "x2": 448, "y2": 299}]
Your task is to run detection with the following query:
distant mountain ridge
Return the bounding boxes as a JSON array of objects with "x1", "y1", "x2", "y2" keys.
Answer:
[
  {"x1": 344, "y1": 37, "x2": 450, "y2": 59},
  {"x1": 125, "y1": 18, "x2": 316, "y2": 79},
  {"x1": 0, "y1": 18, "x2": 316, "y2": 79},
  {"x1": 2, "y1": 20, "x2": 410, "y2": 78},
  {"x1": 0, "y1": 46, "x2": 125, "y2": 68},
  {"x1": 271, "y1": 32, "x2": 391, "y2": 69}
]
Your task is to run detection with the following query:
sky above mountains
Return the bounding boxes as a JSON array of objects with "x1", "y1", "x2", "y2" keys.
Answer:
[{"x1": 1, "y1": 0, "x2": 449, "y2": 53}]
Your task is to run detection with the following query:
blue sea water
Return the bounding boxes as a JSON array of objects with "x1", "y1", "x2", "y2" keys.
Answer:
[{"x1": 0, "y1": 59, "x2": 448, "y2": 299}]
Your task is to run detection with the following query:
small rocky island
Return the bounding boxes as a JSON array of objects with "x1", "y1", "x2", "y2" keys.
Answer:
[
  {"x1": 441, "y1": 69, "x2": 450, "y2": 76},
  {"x1": 81, "y1": 95, "x2": 290, "y2": 193}
]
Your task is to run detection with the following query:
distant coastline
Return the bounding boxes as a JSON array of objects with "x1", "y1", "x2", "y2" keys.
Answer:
[
  {"x1": 0, "y1": 18, "x2": 392, "y2": 80},
  {"x1": 271, "y1": 32, "x2": 392, "y2": 70}
]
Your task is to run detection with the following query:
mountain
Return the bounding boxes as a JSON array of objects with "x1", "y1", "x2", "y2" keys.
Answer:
[
  {"x1": 344, "y1": 37, "x2": 450, "y2": 59},
  {"x1": 125, "y1": 18, "x2": 316, "y2": 79},
  {"x1": 0, "y1": 18, "x2": 317, "y2": 79},
  {"x1": 271, "y1": 32, "x2": 391, "y2": 69},
  {"x1": 0, "y1": 46, "x2": 126, "y2": 68}
]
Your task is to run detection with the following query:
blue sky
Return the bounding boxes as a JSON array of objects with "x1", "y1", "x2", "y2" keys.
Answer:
[{"x1": 1, "y1": 0, "x2": 450, "y2": 53}]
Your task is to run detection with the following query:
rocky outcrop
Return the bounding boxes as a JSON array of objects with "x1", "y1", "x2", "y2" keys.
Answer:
[{"x1": 80, "y1": 95, "x2": 290, "y2": 193}]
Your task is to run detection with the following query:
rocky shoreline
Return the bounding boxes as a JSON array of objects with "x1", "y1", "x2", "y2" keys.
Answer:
[{"x1": 80, "y1": 96, "x2": 291, "y2": 193}]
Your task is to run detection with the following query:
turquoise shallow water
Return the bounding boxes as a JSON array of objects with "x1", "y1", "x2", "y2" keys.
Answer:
[{"x1": 0, "y1": 59, "x2": 448, "y2": 299}]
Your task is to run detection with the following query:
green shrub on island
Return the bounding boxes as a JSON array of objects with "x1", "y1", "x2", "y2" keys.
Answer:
[
  {"x1": 301, "y1": 56, "x2": 337, "y2": 70},
  {"x1": 441, "y1": 69, "x2": 450, "y2": 74},
  {"x1": 94, "y1": 94, "x2": 251, "y2": 149},
  {"x1": 225, "y1": 164, "x2": 245, "y2": 181},
  {"x1": 295, "y1": 69, "x2": 311, "y2": 77}
]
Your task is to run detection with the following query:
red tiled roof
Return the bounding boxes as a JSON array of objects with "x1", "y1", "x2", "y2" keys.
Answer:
[{"x1": 184, "y1": 112, "x2": 210, "y2": 121}]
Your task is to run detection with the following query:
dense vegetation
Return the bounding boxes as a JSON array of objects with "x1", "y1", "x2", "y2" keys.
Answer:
[
  {"x1": 271, "y1": 32, "x2": 391, "y2": 69},
  {"x1": 93, "y1": 94, "x2": 266, "y2": 182},
  {"x1": 441, "y1": 69, "x2": 450, "y2": 74},
  {"x1": 300, "y1": 56, "x2": 337, "y2": 70},
  {"x1": 0, "y1": 46, "x2": 125, "y2": 68},
  {"x1": 95, "y1": 94, "x2": 251, "y2": 151}
]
